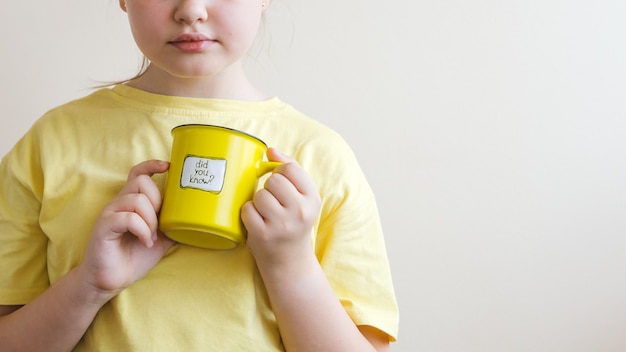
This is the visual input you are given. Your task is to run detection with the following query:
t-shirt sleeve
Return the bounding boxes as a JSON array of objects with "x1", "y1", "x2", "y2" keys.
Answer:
[
  {"x1": 0, "y1": 127, "x2": 50, "y2": 305},
  {"x1": 304, "y1": 134, "x2": 400, "y2": 342}
]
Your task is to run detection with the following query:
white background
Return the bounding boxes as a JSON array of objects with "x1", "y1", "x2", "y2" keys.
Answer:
[{"x1": 2, "y1": 1, "x2": 626, "y2": 351}]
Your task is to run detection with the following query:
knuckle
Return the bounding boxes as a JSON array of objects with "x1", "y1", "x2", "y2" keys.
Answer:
[
  {"x1": 253, "y1": 188, "x2": 266, "y2": 203},
  {"x1": 279, "y1": 161, "x2": 299, "y2": 176},
  {"x1": 133, "y1": 174, "x2": 152, "y2": 185},
  {"x1": 124, "y1": 192, "x2": 146, "y2": 204},
  {"x1": 264, "y1": 173, "x2": 285, "y2": 190}
]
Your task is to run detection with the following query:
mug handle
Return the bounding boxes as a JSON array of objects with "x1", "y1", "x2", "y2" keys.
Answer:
[{"x1": 256, "y1": 161, "x2": 282, "y2": 177}]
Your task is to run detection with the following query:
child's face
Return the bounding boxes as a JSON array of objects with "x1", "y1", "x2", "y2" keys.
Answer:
[{"x1": 121, "y1": 0, "x2": 265, "y2": 80}]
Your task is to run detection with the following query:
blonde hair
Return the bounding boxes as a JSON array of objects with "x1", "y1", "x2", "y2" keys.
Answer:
[{"x1": 92, "y1": 56, "x2": 149, "y2": 88}]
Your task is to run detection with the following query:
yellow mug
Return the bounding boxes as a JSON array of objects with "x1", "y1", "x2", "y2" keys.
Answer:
[{"x1": 159, "y1": 124, "x2": 280, "y2": 249}]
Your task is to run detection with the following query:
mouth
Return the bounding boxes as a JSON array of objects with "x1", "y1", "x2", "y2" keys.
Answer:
[{"x1": 169, "y1": 33, "x2": 215, "y2": 52}]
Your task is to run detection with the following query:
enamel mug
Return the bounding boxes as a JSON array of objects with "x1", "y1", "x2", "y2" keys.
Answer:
[{"x1": 159, "y1": 124, "x2": 280, "y2": 249}]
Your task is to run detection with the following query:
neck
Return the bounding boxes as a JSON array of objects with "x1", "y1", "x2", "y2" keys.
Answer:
[{"x1": 126, "y1": 63, "x2": 270, "y2": 101}]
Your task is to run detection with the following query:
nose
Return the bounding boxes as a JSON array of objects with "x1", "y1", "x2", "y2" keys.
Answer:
[{"x1": 174, "y1": 0, "x2": 209, "y2": 25}]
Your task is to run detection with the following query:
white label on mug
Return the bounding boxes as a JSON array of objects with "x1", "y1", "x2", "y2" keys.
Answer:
[{"x1": 180, "y1": 156, "x2": 227, "y2": 193}]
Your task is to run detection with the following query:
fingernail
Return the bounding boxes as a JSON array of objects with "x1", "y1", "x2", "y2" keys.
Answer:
[{"x1": 271, "y1": 148, "x2": 285, "y2": 157}]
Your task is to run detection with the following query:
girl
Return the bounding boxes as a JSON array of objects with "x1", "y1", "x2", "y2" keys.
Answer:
[{"x1": 0, "y1": 0, "x2": 398, "y2": 350}]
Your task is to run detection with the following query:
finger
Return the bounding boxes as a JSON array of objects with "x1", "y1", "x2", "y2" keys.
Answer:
[
  {"x1": 127, "y1": 160, "x2": 170, "y2": 181},
  {"x1": 120, "y1": 193, "x2": 159, "y2": 234},
  {"x1": 251, "y1": 188, "x2": 284, "y2": 220},
  {"x1": 263, "y1": 172, "x2": 299, "y2": 208},
  {"x1": 115, "y1": 193, "x2": 160, "y2": 235},
  {"x1": 241, "y1": 201, "x2": 265, "y2": 234},
  {"x1": 266, "y1": 149, "x2": 316, "y2": 196},
  {"x1": 266, "y1": 147, "x2": 294, "y2": 163},
  {"x1": 121, "y1": 160, "x2": 170, "y2": 211},
  {"x1": 273, "y1": 162, "x2": 319, "y2": 198},
  {"x1": 108, "y1": 211, "x2": 154, "y2": 248},
  {"x1": 119, "y1": 175, "x2": 164, "y2": 212}
]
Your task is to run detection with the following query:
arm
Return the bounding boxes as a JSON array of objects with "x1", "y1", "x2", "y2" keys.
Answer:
[
  {"x1": 242, "y1": 149, "x2": 391, "y2": 352},
  {"x1": 252, "y1": 246, "x2": 390, "y2": 351},
  {"x1": 0, "y1": 160, "x2": 174, "y2": 351},
  {"x1": 0, "y1": 268, "x2": 114, "y2": 351}
]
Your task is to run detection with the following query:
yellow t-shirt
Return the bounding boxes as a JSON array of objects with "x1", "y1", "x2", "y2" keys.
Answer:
[{"x1": 0, "y1": 85, "x2": 399, "y2": 350}]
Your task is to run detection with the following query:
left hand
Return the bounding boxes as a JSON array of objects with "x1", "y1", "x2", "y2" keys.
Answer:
[
  {"x1": 81, "y1": 160, "x2": 175, "y2": 297},
  {"x1": 241, "y1": 148, "x2": 321, "y2": 267}
]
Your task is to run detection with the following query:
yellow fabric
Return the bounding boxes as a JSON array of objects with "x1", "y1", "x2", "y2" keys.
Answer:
[{"x1": 0, "y1": 85, "x2": 399, "y2": 350}]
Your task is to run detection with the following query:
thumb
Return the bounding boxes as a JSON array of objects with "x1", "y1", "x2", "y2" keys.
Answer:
[{"x1": 267, "y1": 147, "x2": 294, "y2": 163}]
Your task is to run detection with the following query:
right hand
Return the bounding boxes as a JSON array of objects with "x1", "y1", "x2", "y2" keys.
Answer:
[{"x1": 79, "y1": 160, "x2": 175, "y2": 298}]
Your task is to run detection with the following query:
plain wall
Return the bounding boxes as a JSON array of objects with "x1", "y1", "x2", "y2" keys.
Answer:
[{"x1": 2, "y1": 1, "x2": 626, "y2": 351}]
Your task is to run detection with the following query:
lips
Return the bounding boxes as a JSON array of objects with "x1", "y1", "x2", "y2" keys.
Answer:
[{"x1": 169, "y1": 33, "x2": 214, "y2": 52}]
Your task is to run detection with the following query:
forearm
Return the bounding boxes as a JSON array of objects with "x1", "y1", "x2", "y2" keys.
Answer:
[
  {"x1": 257, "y1": 251, "x2": 378, "y2": 352},
  {"x1": 0, "y1": 266, "x2": 113, "y2": 352}
]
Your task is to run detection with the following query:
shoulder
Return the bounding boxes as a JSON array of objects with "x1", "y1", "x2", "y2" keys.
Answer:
[
  {"x1": 34, "y1": 88, "x2": 119, "y2": 128},
  {"x1": 26, "y1": 87, "x2": 141, "y2": 153},
  {"x1": 265, "y1": 100, "x2": 353, "y2": 157},
  {"x1": 265, "y1": 100, "x2": 373, "y2": 200}
]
